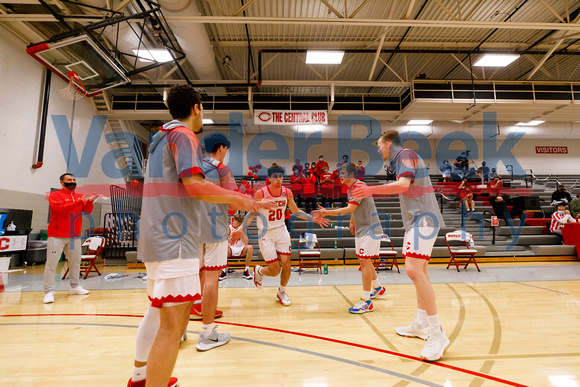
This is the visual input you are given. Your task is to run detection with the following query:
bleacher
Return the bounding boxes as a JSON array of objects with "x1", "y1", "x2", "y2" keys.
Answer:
[{"x1": 231, "y1": 173, "x2": 579, "y2": 267}]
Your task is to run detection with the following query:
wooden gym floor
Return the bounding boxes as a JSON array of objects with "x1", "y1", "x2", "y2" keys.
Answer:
[{"x1": 1, "y1": 262, "x2": 579, "y2": 386}]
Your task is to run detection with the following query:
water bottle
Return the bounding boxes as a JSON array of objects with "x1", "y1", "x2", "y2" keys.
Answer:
[
  {"x1": 333, "y1": 239, "x2": 337, "y2": 249},
  {"x1": 331, "y1": 221, "x2": 335, "y2": 228},
  {"x1": 324, "y1": 263, "x2": 328, "y2": 274},
  {"x1": 389, "y1": 213, "x2": 392, "y2": 221},
  {"x1": 290, "y1": 239, "x2": 294, "y2": 249}
]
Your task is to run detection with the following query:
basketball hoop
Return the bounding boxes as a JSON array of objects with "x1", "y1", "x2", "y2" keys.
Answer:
[{"x1": 60, "y1": 71, "x2": 87, "y2": 100}]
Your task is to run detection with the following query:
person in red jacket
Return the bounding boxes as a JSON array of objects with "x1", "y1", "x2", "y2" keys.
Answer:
[
  {"x1": 315, "y1": 155, "x2": 329, "y2": 178},
  {"x1": 331, "y1": 163, "x2": 346, "y2": 207},
  {"x1": 42, "y1": 173, "x2": 98, "y2": 304},
  {"x1": 302, "y1": 170, "x2": 318, "y2": 213},
  {"x1": 290, "y1": 167, "x2": 303, "y2": 207},
  {"x1": 319, "y1": 166, "x2": 334, "y2": 208}
]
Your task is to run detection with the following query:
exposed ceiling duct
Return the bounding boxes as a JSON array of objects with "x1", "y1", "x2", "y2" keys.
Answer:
[{"x1": 159, "y1": 0, "x2": 226, "y2": 95}]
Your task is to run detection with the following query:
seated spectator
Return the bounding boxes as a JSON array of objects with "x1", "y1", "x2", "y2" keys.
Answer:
[
  {"x1": 440, "y1": 160, "x2": 452, "y2": 182},
  {"x1": 488, "y1": 195, "x2": 523, "y2": 220},
  {"x1": 549, "y1": 204, "x2": 577, "y2": 242},
  {"x1": 570, "y1": 193, "x2": 580, "y2": 219},
  {"x1": 458, "y1": 179, "x2": 476, "y2": 213},
  {"x1": 490, "y1": 168, "x2": 499, "y2": 180},
  {"x1": 356, "y1": 161, "x2": 365, "y2": 181},
  {"x1": 489, "y1": 176, "x2": 503, "y2": 196},
  {"x1": 302, "y1": 170, "x2": 318, "y2": 213},
  {"x1": 339, "y1": 154, "x2": 349, "y2": 166},
  {"x1": 315, "y1": 155, "x2": 329, "y2": 178},
  {"x1": 291, "y1": 159, "x2": 303, "y2": 177},
  {"x1": 319, "y1": 166, "x2": 334, "y2": 208},
  {"x1": 454, "y1": 152, "x2": 469, "y2": 169},
  {"x1": 290, "y1": 167, "x2": 303, "y2": 207},
  {"x1": 225, "y1": 214, "x2": 254, "y2": 281},
  {"x1": 551, "y1": 185, "x2": 572, "y2": 206}
]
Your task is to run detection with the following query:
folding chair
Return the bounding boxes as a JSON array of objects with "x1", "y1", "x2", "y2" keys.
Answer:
[
  {"x1": 62, "y1": 237, "x2": 105, "y2": 279},
  {"x1": 445, "y1": 231, "x2": 480, "y2": 272},
  {"x1": 374, "y1": 234, "x2": 400, "y2": 273},
  {"x1": 298, "y1": 233, "x2": 322, "y2": 273}
]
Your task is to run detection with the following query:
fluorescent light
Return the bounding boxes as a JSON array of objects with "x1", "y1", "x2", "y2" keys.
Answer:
[
  {"x1": 132, "y1": 49, "x2": 173, "y2": 63},
  {"x1": 474, "y1": 54, "x2": 520, "y2": 67},
  {"x1": 296, "y1": 125, "x2": 326, "y2": 133},
  {"x1": 203, "y1": 119, "x2": 214, "y2": 124},
  {"x1": 516, "y1": 120, "x2": 544, "y2": 126},
  {"x1": 305, "y1": 51, "x2": 345, "y2": 64},
  {"x1": 407, "y1": 120, "x2": 433, "y2": 125}
]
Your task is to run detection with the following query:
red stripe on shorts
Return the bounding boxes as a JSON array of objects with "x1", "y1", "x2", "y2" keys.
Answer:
[
  {"x1": 403, "y1": 252, "x2": 431, "y2": 260},
  {"x1": 149, "y1": 293, "x2": 201, "y2": 308}
]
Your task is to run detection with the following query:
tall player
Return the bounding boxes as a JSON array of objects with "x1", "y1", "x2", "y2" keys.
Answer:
[
  {"x1": 249, "y1": 163, "x2": 329, "y2": 306},
  {"x1": 313, "y1": 163, "x2": 387, "y2": 314},
  {"x1": 351, "y1": 130, "x2": 448, "y2": 362}
]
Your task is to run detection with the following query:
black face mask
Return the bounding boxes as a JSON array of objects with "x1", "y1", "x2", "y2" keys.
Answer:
[{"x1": 64, "y1": 182, "x2": 77, "y2": 190}]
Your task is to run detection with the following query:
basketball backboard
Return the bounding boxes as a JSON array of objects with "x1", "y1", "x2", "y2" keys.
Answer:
[{"x1": 27, "y1": 35, "x2": 130, "y2": 98}]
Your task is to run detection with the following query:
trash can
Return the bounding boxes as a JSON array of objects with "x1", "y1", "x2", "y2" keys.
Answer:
[{"x1": 26, "y1": 240, "x2": 47, "y2": 265}]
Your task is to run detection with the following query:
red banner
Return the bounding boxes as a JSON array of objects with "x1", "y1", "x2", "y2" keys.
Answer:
[{"x1": 535, "y1": 146, "x2": 568, "y2": 154}]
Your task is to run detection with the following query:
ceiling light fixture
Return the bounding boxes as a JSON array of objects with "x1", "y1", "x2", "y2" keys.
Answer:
[
  {"x1": 305, "y1": 50, "x2": 345, "y2": 64},
  {"x1": 407, "y1": 120, "x2": 433, "y2": 125},
  {"x1": 203, "y1": 119, "x2": 214, "y2": 124},
  {"x1": 474, "y1": 54, "x2": 520, "y2": 67},
  {"x1": 132, "y1": 49, "x2": 173, "y2": 63},
  {"x1": 515, "y1": 120, "x2": 545, "y2": 126}
]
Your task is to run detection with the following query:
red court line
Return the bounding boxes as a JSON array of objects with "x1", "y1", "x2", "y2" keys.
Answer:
[{"x1": 0, "y1": 313, "x2": 527, "y2": 387}]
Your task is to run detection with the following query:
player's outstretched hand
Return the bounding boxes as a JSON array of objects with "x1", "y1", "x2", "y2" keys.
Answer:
[
  {"x1": 313, "y1": 214, "x2": 331, "y2": 228},
  {"x1": 229, "y1": 228, "x2": 243, "y2": 244},
  {"x1": 257, "y1": 199, "x2": 276, "y2": 210},
  {"x1": 351, "y1": 184, "x2": 372, "y2": 198},
  {"x1": 312, "y1": 205, "x2": 328, "y2": 218}
]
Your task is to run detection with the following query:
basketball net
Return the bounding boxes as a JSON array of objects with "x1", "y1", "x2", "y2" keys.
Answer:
[{"x1": 59, "y1": 71, "x2": 86, "y2": 100}]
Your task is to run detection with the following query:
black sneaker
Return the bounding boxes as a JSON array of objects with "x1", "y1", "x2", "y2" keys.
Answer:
[
  {"x1": 242, "y1": 269, "x2": 253, "y2": 280},
  {"x1": 219, "y1": 270, "x2": 227, "y2": 281}
]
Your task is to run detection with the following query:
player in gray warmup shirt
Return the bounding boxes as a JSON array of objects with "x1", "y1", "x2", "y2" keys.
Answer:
[
  {"x1": 313, "y1": 163, "x2": 387, "y2": 314},
  {"x1": 351, "y1": 130, "x2": 449, "y2": 362}
]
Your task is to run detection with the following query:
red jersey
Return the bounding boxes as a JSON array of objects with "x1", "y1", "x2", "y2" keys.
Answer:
[{"x1": 319, "y1": 172, "x2": 333, "y2": 188}]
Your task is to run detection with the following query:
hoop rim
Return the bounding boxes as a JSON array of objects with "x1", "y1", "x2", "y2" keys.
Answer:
[{"x1": 66, "y1": 71, "x2": 87, "y2": 96}]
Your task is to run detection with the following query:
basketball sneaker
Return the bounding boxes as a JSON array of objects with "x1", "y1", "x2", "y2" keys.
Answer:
[
  {"x1": 395, "y1": 320, "x2": 428, "y2": 340},
  {"x1": 69, "y1": 286, "x2": 89, "y2": 295},
  {"x1": 242, "y1": 269, "x2": 253, "y2": 280},
  {"x1": 420, "y1": 326, "x2": 450, "y2": 362},
  {"x1": 196, "y1": 325, "x2": 231, "y2": 352},
  {"x1": 219, "y1": 269, "x2": 227, "y2": 281},
  {"x1": 253, "y1": 265, "x2": 263, "y2": 288},
  {"x1": 370, "y1": 286, "x2": 387, "y2": 299},
  {"x1": 277, "y1": 289, "x2": 291, "y2": 306},
  {"x1": 127, "y1": 376, "x2": 178, "y2": 387},
  {"x1": 43, "y1": 291, "x2": 55, "y2": 304},
  {"x1": 348, "y1": 299, "x2": 374, "y2": 314}
]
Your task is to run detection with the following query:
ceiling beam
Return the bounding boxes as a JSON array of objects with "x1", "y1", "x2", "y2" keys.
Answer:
[
  {"x1": 349, "y1": 0, "x2": 370, "y2": 19},
  {"x1": 539, "y1": 0, "x2": 566, "y2": 24},
  {"x1": 404, "y1": 0, "x2": 416, "y2": 20},
  {"x1": 321, "y1": 0, "x2": 344, "y2": 19},
  {"x1": 451, "y1": 53, "x2": 479, "y2": 79},
  {"x1": 524, "y1": 56, "x2": 555, "y2": 80},
  {"x1": 433, "y1": 0, "x2": 458, "y2": 21},
  {"x1": 231, "y1": 0, "x2": 254, "y2": 17},
  {"x1": 368, "y1": 31, "x2": 387, "y2": 81},
  {"x1": 527, "y1": 39, "x2": 564, "y2": 80}
]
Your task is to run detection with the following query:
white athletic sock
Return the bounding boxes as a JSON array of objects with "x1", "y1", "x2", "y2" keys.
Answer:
[
  {"x1": 134, "y1": 306, "x2": 160, "y2": 363},
  {"x1": 427, "y1": 314, "x2": 442, "y2": 333},
  {"x1": 278, "y1": 285, "x2": 286, "y2": 293},
  {"x1": 362, "y1": 291, "x2": 371, "y2": 301},
  {"x1": 257, "y1": 266, "x2": 262, "y2": 275},
  {"x1": 371, "y1": 279, "x2": 381, "y2": 289},
  {"x1": 201, "y1": 323, "x2": 215, "y2": 337},
  {"x1": 131, "y1": 365, "x2": 146, "y2": 382},
  {"x1": 245, "y1": 266, "x2": 249, "y2": 271},
  {"x1": 416, "y1": 309, "x2": 428, "y2": 327}
]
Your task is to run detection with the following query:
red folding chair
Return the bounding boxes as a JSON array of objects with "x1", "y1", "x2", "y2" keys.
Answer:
[
  {"x1": 445, "y1": 231, "x2": 480, "y2": 272},
  {"x1": 298, "y1": 233, "x2": 322, "y2": 273},
  {"x1": 62, "y1": 237, "x2": 105, "y2": 279},
  {"x1": 374, "y1": 234, "x2": 399, "y2": 273}
]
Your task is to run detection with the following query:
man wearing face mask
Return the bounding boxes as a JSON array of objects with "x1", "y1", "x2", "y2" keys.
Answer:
[
  {"x1": 315, "y1": 155, "x2": 329, "y2": 178},
  {"x1": 551, "y1": 185, "x2": 572, "y2": 206},
  {"x1": 550, "y1": 204, "x2": 576, "y2": 242},
  {"x1": 42, "y1": 173, "x2": 98, "y2": 304}
]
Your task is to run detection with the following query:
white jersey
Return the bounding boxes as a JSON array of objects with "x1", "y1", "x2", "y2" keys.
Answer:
[
  {"x1": 256, "y1": 186, "x2": 289, "y2": 232},
  {"x1": 228, "y1": 224, "x2": 245, "y2": 248}
]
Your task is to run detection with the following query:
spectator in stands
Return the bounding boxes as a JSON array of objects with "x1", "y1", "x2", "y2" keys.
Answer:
[
  {"x1": 489, "y1": 176, "x2": 503, "y2": 196},
  {"x1": 454, "y1": 152, "x2": 469, "y2": 169},
  {"x1": 302, "y1": 170, "x2": 318, "y2": 213},
  {"x1": 550, "y1": 204, "x2": 577, "y2": 242},
  {"x1": 319, "y1": 166, "x2": 334, "y2": 208},
  {"x1": 225, "y1": 213, "x2": 253, "y2": 281},
  {"x1": 331, "y1": 163, "x2": 344, "y2": 206},
  {"x1": 440, "y1": 160, "x2": 452, "y2": 182},
  {"x1": 458, "y1": 179, "x2": 476, "y2": 213},
  {"x1": 476, "y1": 161, "x2": 491, "y2": 182},
  {"x1": 356, "y1": 161, "x2": 366, "y2": 181},
  {"x1": 315, "y1": 155, "x2": 329, "y2": 178},
  {"x1": 291, "y1": 159, "x2": 303, "y2": 176},
  {"x1": 290, "y1": 167, "x2": 303, "y2": 207},
  {"x1": 488, "y1": 195, "x2": 523, "y2": 220},
  {"x1": 551, "y1": 185, "x2": 572, "y2": 206},
  {"x1": 490, "y1": 168, "x2": 499, "y2": 180},
  {"x1": 340, "y1": 154, "x2": 349, "y2": 166},
  {"x1": 570, "y1": 193, "x2": 580, "y2": 219}
]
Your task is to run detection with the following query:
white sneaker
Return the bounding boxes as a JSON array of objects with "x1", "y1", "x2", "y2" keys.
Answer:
[
  {"x1": 396, "y1": 320, "x2": 428, "y2": 340},
  {"x1": 196, "y1": 326, "x2": 231, "y2": 351},
  {"x1": 253, "y1": 265, "x2": 263, "y2": 288},
  {"x1": 277, "y1": 289, "x2": 291, "y2": 306},
  {"x1": 43, "y1": 291, "x2": 55, "y2": 304},
  {"x1": 69, "y1": 286, "x2": 90, "y2": 295},
  {"x1": 420, "y1": 326, "x2": 450, "y2": 362}
]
